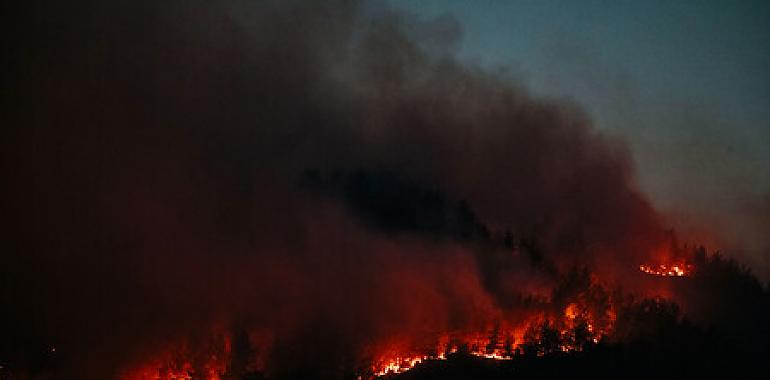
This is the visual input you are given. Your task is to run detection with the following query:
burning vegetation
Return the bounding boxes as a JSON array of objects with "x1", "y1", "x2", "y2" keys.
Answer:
[
  {"x1": 113, "y1": 246, "x2": 770, "y2": 380},
  {"x1": 638, "y1": 262, "x2": 694, "y2": 277},
  {"x1": 3, "y1": 1, "x2": 770, "y2": 379},
  {"x1": 116, "y1": 246, "x2": 770, "y2": 380}
]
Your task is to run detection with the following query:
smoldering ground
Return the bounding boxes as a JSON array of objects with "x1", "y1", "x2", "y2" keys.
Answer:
[{"x1": 2, "y1": 1, "x2": 669, "y2": 378}]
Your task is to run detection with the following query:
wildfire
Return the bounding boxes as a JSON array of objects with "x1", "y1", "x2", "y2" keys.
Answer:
[
  {"x1": 121, "y1": 334, "x2": 231, "y2": 380},
  {"x1": 371, "y1": 299, "x2": 615, "y2": 378},
  {"x1": 122, "y1": 357, "x2": 226, "y2": 380},
  {"x1": 124, "y1": 270, "x2": 625, "y2": 380},
  {"x1": 373, "y1": 355, "x2": 432, "y2": 377},
  {"x1": 639, "y1": 262, "x2": 694, "y2": 277},
  {"x1": 371, "y1": 346, "x2": 515, "y2": 377}
]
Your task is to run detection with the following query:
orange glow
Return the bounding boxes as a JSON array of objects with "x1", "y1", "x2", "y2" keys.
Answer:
[
  {"x1": 121, "y1": 356, "x2": 227, "y2": 380},
  {"x1": 373, "y1": 355, "x2": 431, "y2": 377},
  {"x1": 370, "y1": 298, "x2": 616, "y2": 377},
  {"x1": 122, "y1": 265, "x2": 646, "y2": 380},
  {"x1": 639, "y1": 262, "x2": 694, "y2": 277},
  {"x1": 124, "y1": 295, "x2": 621, "y2": 379},
  {"x1": 120, "y1": 335, "x2": 231, "y2": 380}
]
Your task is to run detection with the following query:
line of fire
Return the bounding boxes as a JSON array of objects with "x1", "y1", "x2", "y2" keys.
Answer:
[{"x1": 114, "y1": 242, "x2": 767, "y2": 380}]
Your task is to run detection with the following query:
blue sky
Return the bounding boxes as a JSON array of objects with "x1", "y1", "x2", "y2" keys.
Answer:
[{"x1": 389, "y1": 0, "x2": 770, "y2": 272}]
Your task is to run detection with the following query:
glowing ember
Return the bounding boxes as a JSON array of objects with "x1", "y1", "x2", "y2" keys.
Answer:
[
  {"x1": 373, "y1": 355, "x2": 431, "y2": 377},
  {"x1": 371, "y1": 346, "x2": 515, "y2": 377},
  {"x1": 125, "y1": 274, "x2": 623, "y2": 379},
  {"x1": 370, "y1": 299, "x2": 615, "y2": 377},
  {"x1": 122, "y1": 357, "x2": 226, "y2": 380},
  {"x1": 639, "y1": 262, "x2": 694, "y2": 277},
  {"x1": 121, "y1": 335, "x2": 231, "y2": 380}
]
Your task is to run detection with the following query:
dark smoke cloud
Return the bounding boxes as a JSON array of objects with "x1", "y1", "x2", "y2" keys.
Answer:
[{"x1": 1, "y1": 0, "x2": 668, "y2": 377}]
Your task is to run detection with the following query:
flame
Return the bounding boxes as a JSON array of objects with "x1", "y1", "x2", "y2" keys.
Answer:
[
  {"x1": 120, "y1": 334, "x2": 231, "y2": 380},
  {"x1": 639, "y1": 262, "x2": 694, "y2": 277},
  {"x1": 122, "y1": 358, "x2": 225, "y2": 380},
  {"x1": 370, "y1": 344, "x2": 516, "y2": 377},
  {"x1": 123, "y1": 292, "x2": 619, "y2": 379},
  {"x1": 121, "y1": 264, "x2": 639, "y2": 379},
  {"x1": 373, "y1": 355, "x2": 432, "y2": 377},
  {"x1": 370, "y1": 299, "x2": 615, "y2": 377}
]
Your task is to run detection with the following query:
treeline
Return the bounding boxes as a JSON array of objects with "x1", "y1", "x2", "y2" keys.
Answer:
[{"x1": 391, "y1": 247, "x2": 770, "y2": 380}]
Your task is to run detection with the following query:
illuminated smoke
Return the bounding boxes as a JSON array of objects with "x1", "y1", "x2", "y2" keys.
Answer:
[{"x1": 2, "y1": 1, "x2": 675, "y2": 378}]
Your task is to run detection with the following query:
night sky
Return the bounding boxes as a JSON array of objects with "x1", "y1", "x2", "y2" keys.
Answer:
[{"x1": 389, "y1": 0, "x2": 770, "y2": 276}]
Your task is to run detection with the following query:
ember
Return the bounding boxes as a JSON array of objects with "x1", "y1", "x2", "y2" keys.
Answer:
[
  {"x1": 374, "y1": 355, "x2": 431, "y2": 377},
  {"x1": 368, "y1": 297, "x2": 614, "y2": 377},
  {"x1": 639, "y1": 262, "x2": 694, "y2": 277}
]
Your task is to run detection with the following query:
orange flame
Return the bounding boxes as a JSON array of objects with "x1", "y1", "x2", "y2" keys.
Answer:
[
  {"x1": 639, "y1": 262, "x2": 694, "y2": 277},
  {"x1": 370, "y1": 299, "x2": 615, "y2": 377}
]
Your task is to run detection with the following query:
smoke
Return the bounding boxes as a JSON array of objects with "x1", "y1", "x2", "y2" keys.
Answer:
[{"x1": 1, "y1": 0, "x2": 668, "y2": 377}]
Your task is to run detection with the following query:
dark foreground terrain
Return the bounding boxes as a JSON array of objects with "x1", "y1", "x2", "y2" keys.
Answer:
[{"x1": 386, "y1": 340, "x2": 763, "y2": 380}]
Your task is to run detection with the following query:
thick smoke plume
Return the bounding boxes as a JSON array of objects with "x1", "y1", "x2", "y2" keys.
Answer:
[{"x1": 2, "y1": 1, "x2": 669, "y2": 378}]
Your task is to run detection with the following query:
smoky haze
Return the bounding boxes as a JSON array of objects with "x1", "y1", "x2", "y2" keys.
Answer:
[{"x1": 2, "y1": 0, "x2": 669, "y2": 378}]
